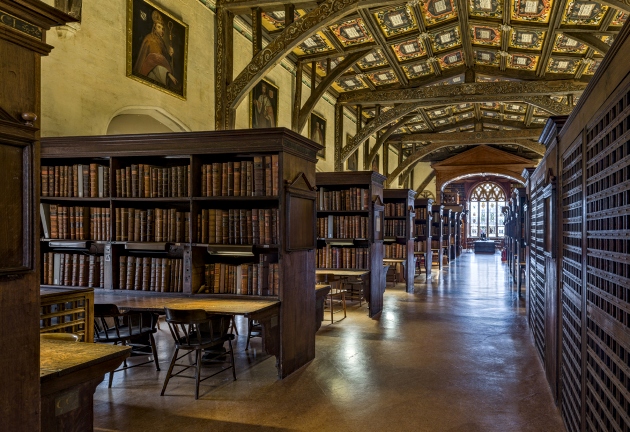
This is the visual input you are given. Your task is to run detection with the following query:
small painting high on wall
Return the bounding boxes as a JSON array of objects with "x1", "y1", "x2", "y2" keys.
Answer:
[
  {"x1": 127, "y1": 0, "x2": 188, "y2": 99},
  {"x1": 310, "y1": 112, "x2": 326, "y2": 159},
  {"x1": 250, "y1": 79, "x2": 279, "y2": 129}
]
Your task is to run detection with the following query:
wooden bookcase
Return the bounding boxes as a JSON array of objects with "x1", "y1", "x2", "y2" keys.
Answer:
[
  {"x1": 430, "y1": 205, "x2": 443, "y2": 269},
  {"x1": 444, "y1": 205, "x2": 463, "y2": 260},
  {"x1": 383, "y1": 189, "x2": 416, "y2": 292},
  {"x1": 40, "y1": 128, "x2": 321, "y2": 378},
  {"x1": 441, "y1": 207, "x2": 451, "y2": 266},
  {"x1": 413, "y1": 198, "x2": 433, "y2": 278},
  {"x1": 315, "y1": 171, "x2": 385, "y2": 318}
]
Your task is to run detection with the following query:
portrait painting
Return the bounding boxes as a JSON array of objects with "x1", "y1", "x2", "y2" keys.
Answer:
[
  {"x1": 127, "y1": 0, "x2": 188, "y2": 99},
  {"x1": 250, "y1": 79, "x2": 279, "y2": 129},
  {"x1": 310, "y1": 112, "x2": 326, "y2": 159}
]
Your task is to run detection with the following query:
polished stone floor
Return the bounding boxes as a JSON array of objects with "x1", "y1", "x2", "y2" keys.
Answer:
[{"x1": 94, "y1": 252, "x2": 564, "y2": 432}]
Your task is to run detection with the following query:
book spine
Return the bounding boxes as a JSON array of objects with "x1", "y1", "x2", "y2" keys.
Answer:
[{"x1": 264, "y1": 156, "x2": 272, "y2": 196}]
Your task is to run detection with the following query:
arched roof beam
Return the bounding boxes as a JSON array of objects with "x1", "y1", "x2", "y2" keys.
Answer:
[
  {"x1": 296, "y1": 49, "x2": 372, "y2": 133},
  {"x1": 338, "y1": 80, "x2": 584, "y2": 163},
  {"x1": 385, "y1": 129, "x2": 544, "y2": 185},
  {"x1": 364, "y1": 114, "x2": 416, "y2": 170},
  {"x1": 224, "y1": 0, "x2": 407, "y2": 119},
  {"x1": 563, "y1": 32, "x2": 611, "y2": 55}
]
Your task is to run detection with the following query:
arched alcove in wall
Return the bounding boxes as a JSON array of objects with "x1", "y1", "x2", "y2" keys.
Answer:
[{"x1": 106, "y1": 107, "x2": 191, "y2": 135}]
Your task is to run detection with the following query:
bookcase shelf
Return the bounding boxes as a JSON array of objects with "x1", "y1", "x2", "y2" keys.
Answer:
[
  {"x1": 41, "y1": 128, "x2": 321, "y2": 378},
  {"x1": 315, "y1": 171, "x2": 385, "y2": 318},
  {"x1": 414, "y1": 198, "x2": 433, "y2": 278},
  {"x1": 431, "y1": 204, "x2": 444, "y2": 270},
  {"x1": 444, "y1": 205, "x2": 464, "y2": 261},
  {"x1": 383, "y1": 189, "x2": 416, "y2": 292}
]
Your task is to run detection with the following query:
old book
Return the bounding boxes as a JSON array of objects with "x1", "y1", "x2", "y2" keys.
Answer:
[
  {"x1": 146, "y1": 209, "x2": 154, "y2": 242},
  {"x1": 253, "y1": 156, "x2": 263, "y2": 196},
  {"x1": 175, "y1": 211, "x2": 182, "y2": 243},
  {"x1": 222, "y1": 163, "x2": 229, "y2": 196},
  {"x1": 149, "y1": 258, "x2": 157, "y2": 291},
  {"x1": 41, "y1": 166, "x2": 49, "y2": 197},
  {"x1": 239, "y1": 161, "x2": 247, "y2": 197},
  {"x1": 221, "y1": 210, "x2": 229, "y2": 244},
  {"x1": 126, "y1": 256, "x2": 135, "y2": 290},
  {"x1": 211, "y1": 162, "x2": 221, "y2": 196},
  {"x1": 246, "y1": 161, "x2": 253, "y2": 196},
  {"x1": 233, "y1": 161, "x2": 241, "y2": 197},
  {"x1": 161, "y1": 259, "x2": 170, "y2": 292},
  {"x1": 131, "y1": 164, "x2": 138, "y2": 198},
  {"x1": 40, "y1": 203, "x2": 51, "y2": 239},
  {"x1": 127, "y1": 208, "x2": 136, "y2": 242},
  {"x1": 141, "y1": 257, "x2": 150, "y2": 291},
  {"x1": 263, "y1": 156, "x2": 272, "y2": 196},
  {"x1": 139, "y1": 210, "x2": 147, "y2": 242},
  {"x1": 271, "y1": 154, "x2": 279, "y2": 196},
  {"x1": 201, "y1": 164, "x2": 207, "y2": 197},
  {"x1": 155, "y1": 258, "x2": 163, "y2": 292}
]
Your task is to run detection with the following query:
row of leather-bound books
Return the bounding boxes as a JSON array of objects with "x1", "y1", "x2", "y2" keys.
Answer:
[
  {"x1": 196, "y1": 261, "x2": 279, "y2": 296},
  {"x1": 414, "y1": 242, "x2": 427, "y2": 252},
  {"x1": 384, "y1": 203, "x2": 406, "y2": 217},
  {"x1": 316, "y1": 215, "x2": 369, "y2": 239},
  {"x1": 200, "y1": 156, "x2": 279, "y2": 197},
  {"x1": 384, "y1": 220, "x2": 406, "y2": 237},
  {"x1": 115, "y1": 208, "x2": 190, "y2": 243},
  {"x1": 42, "y1": 252, "x2": 104, "y2": 288},
  {"x1": 317, "y1": 188, "x2": 370, "y2": 211},
  {"x1": 118, "y1": 256, "x2": 183, "y2": 292},
  {"x1": 40, "y1": 204, "x2": 110, "y2": 241},
  {"x1": 115, "y1": 164, "x2": 190, "y2": 198},
  {"x1": 414, "y1": 225, "x2": 427, "y2": 236},
  {"x1": 315, "y1": 245, "x2": 369, "y2": 269},
  {"x1": 415, "y1": 208, "x2": 428, "y2": 220},
  {"x1": 197, "y1": 208, "x2": 279, "y2": 245},
  {"x1": 41, "y1": 164, "x2": 110, "y2": 198},
  {"x1": 384, "y1": 244, "x2": 407, "y2": 259}
]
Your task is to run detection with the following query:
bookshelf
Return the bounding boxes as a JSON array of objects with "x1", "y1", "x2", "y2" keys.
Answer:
[
  {"x1": 383, "y1": 189, "x2": 416, "y2": 292},
  {"x1": 430, "y1": 205, "x2": 444, "y2": 269},
  {"x1": 414, "y1": 198, "x2": 433, "y2": 278},
  {"x1": 40, "y1": 128, "x2": 321, "y2": 378},
  {"x1": 442, "y1": 207, "x2": 451, "y2": 266},
  {"x1": 315, "y1": 171, "x2": 385, "y2": 318},
  {"x1": 444, "y1": 205, "x2": 464, "y2": 261}
]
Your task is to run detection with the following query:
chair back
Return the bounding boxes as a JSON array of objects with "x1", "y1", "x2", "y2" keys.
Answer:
[
  {"x1": 94, "y1": 303, "x2": 154, "y2": 342},
  {"x1": 164, "y1": 307, "x2": 230, "y2": 349}
]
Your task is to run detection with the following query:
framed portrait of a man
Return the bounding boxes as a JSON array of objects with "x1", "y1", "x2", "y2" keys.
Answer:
[
  {"x1": 127, "y1": 0, "x2": 188, "y2": 99},
  {"x1": 250, "y1": 79, "x2": 279, "y2": 129},
  {"x1": 310, "y1": 112, "x2": 326, "y2": 159}
]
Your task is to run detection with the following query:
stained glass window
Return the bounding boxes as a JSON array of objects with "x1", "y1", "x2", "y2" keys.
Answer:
[{"x1": 468, "y1": 182, "x2": 506, "y2": 239}]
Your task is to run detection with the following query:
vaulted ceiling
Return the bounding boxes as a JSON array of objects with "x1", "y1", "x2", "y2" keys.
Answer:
[{"x1": 220, "y1": 0, "x2": 627, "y2": 184}]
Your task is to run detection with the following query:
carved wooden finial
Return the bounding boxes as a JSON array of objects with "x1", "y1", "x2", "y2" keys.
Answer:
[{"x1": 21, "y1": 112, "x2": 37, "y2": 126}]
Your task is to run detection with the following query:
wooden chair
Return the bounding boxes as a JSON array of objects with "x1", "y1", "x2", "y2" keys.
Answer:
[
  {"x1": 245, "y1": 319, "x2": 262, "y2": 350},
  {"x1": 93, "y1": 304, "x2": 160, "y2": 387},
  {"x1": 161, "y1": 308, "x2": 236, "y2": 399},
  {"x1": 325, "y1": 286, "x2": 347, "y2": 323},
  {"x1": 343, "y1": 276, "x2": 365, "y2": 306}
]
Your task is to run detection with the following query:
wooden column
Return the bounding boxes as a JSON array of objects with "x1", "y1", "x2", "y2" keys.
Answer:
[
  {"x1": 251, "y1": 7, "x2": 262, "y2": 56},
  {"x1": 334, "y1": 103, "x2": 343, "y2": 171},
  {"x1": 214, "y1": 7, "x2": 234, "y2": 130},
  {"x1": 292, "y1": 61, "x2": 303, "y2": 132}
]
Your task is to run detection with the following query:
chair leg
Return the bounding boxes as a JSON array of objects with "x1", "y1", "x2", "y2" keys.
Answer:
[
  {"x1": 341, "y1": 291, "x2": 347, "y2": 319},
  {"x1": 329, "y1": 293, "x2": 333, "y2": 323},
  {"x1": 108, "y1": 370, "x2": 114, "y2": 388},
  {"x1": 230, "y1": 315, "x2": 239, "y2": 336},
  {"x1": 160, "y1": 347, "x2": 179, "y2": 397},
  {"x1": 195, "y1": 349, "x2": 202, "y2": 400},
  {"x1": 150, "y1": 332, "x2": 160, "y2": 371},
  {"x1": 228, "y1": 339, "x2": 237, "y2": 381},
  {"x1": 245, "y1": 319, "x2": 252, "y2": 351}
]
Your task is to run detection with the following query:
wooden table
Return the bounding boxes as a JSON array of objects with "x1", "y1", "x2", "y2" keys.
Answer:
[
  {"x1": 40, "y1": 339, "x2": 130, "y2": 432},
  {"x1": 94, "y1": 291, "x2": 281, "y2": 365},
  {"x1": 474, "y1": 240, "x2": 496, "y2": 254},
  {"x1": 315, "y1": 284, "x2": 331, "y2": 330},
  {"x1": 383, "y1": 259, "x2": 405, "y2": 284}
]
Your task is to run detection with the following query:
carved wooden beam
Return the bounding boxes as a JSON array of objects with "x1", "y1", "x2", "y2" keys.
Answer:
[
  {"x1": 337, "y1": 79, "x2": 586, "y2": 104},
  {"x1": 296, "y1": 50, "x2": 371, "y2": 132},
  {"x1": 334, "y1": 103, "x2": 344, "y2": 171},
  {"x1": 357, "y1": 9, "x2": 408, "y2": 86},
  {"x1": 215, "y1": 7, "x2": 234, "y2": 130},
  {"x1": 417, "y1": 108, "x2": 435, "y2": 132},
  {"x1": 563, "y1": 32, "x2": 610, "y2": 56},
  {"x1": 338, "y1": 81, "x2": 580, "y2": 162},
  {"x1": 454, "y1": 0, "x2": 473, "y2": 67},
  {"x1": 536, "y1": 0, "x2": 569, "y2": 78},
  {"x1": 364, "y1": 114, "x2": 415, "y2": 169},
  {"x1": 386, "y1": 129, "x2": 545, "y2": 185},
  {"x1": 224, "y1": 0, "x2": 361, "y2": 127}
]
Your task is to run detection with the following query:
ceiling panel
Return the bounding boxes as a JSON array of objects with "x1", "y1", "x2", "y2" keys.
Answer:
[
  {"x1": 373, "y1": 5, "x2": 418, "y2": 38},
  {"x1": 511, "y1": 0, "x2": 553, "y2": 24},
  {"x1": 330, "y1": 18, "x2": 374, "y2": 47},
  {"x1": 420, "y1": 0, "x2": 459, "y2": 26}
]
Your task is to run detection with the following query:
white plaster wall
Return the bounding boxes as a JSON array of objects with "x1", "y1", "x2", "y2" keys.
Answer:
[
  {"x1": 42, "y1": 0, "x2": 215, "y2": 137},
  {"x1": 414, "y1": 162, "x2": 436, "y2": 197}
]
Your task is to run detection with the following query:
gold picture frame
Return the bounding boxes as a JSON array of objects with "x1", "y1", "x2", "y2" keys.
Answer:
[
  {"x1": 310, "y1": 112, "x2": 326, "y2": 159},
  {"x1": 126, "y1": 0, "x2": 188, "y2": 100},
  {"x1": 250, "y1": 79, "x2": 279, "y2": 129}
]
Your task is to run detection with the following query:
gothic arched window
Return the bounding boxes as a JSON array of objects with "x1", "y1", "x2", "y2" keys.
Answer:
[{"x1": 468, "y1": 182, "x2": 506, "y2": 238}]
